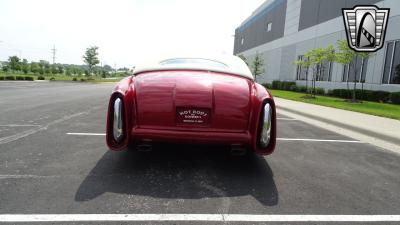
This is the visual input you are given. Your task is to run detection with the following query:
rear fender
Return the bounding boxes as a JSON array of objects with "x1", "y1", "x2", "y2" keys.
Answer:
[
  {"x1": 250, "y1": 83, "x2": 277, "y2": 155},
  {"x1": 106, "y1": 76, "x2": 136, "y2": 150}
]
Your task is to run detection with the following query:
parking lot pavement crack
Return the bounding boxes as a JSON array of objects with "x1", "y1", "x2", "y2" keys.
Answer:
[{"x1": 0, "y1": 106, "x2": 102, "y2": 145}]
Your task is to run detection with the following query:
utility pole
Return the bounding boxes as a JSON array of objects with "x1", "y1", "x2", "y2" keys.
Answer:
[{"x1": 51, "y1": 45, "x2": 56, "y2": 64}]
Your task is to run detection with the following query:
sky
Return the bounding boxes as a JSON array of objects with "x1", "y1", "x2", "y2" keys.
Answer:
[{"x1": 0, "y1": 0, "x2": 265, "y2": 68}]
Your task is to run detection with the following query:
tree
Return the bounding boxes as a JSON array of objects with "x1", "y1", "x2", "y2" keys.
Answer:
[
  {"x1": 335, "y1": 40, "x2": 356, "y2": 100},
  {"x1": 101, "y1": 70, "x2": 107, "y2": 78},
  {"x1": 251, "y1": 52, "x2": 264, "y2": 82},
  {"x1": 8, "y1": 56, "x2": 21, "y2": 72},
  {"x1": 237, "y1": 54, "x2": 249, "y2": 66},
  {"x1": 39, "y1": 60, "x2": 49, "y2": 69},
  {"x1": 83, "y1": 46, "x2": 100, "y2": 75},
  {"x1": 30, "y1": 62, "x2": 40, "y2": 74},
  {"x1": 335, "y1": 40, "x2": 374, "y2": 102},
  {"x1": 66, "y1": 67, "x2": 72, "y2": 76},
  {"x1": 51, "y1": 65, "x2": 58, "y2": 74},
  {"x1": 57, "y1": 65, "x2": 64, "y2": 74},
  {"x1": 305, "y1": 48, "x2": 325, "y2": 97},
  {"x1": 2, "y1": 64, "x2": 9, "y2": 72},
  {"x1": 74, "y1": 67, "x2": 83, "y2": 76},
  {"x1": 324, "y1": 45, "x2": 336, "y2": 66},
  {"x1": 38, "y1": 60, "x2": 51, "y2": 75},
  {"x1": 293, "y1": 57, "x2": 311, "y2": 95},
  {"x1": 103, "y1": 64, "x2": 113, "y2": 72},
  {"x1": 21, "y1": 59, "x2": 29, "y2": 74}
]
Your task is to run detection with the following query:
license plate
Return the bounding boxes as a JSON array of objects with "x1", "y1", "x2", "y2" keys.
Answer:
[{"x1": 176, "y1": 108, "x2": 211, "y2": 125}]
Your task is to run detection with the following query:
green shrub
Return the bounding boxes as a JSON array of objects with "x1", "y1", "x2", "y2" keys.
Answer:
[
  {"x1": 0, "y1": 76, "x2": 4, "y2": 80},
  {"x1": 390, "y1": 92, "x2": 400, "y2": 104},
  {"x1": 50, "y1": 77, "x2": 55, "y2": 81},
  {"x1": 289, "y1": 84, "x2": 298, "y2": 92},
  {"x1": 358, "y1": 90, "x2": 372, "y2": 101},
  {"x1": 308, "y1": 87, "x2": 326, "y2": 95},
  {"x1": 271, "y1": 80, "x2": 297, "y2": 90},
  {"x1": 271, "y1": 80, "x2": 281, "y2": 89},
  {"x1": 262, "y1": 83, "x2": 272, "y2": 89},
  {"x1": 80, "y1": 78, "x2": 86, "y2": 82},
  {"x1": 5, "y1": 75, "x2": 15, "y2": 80},
  {"x1": 355, "y1": 90, "x2": 365, "y2": 100},
  {"x1": 359, "y1": 90, "x2": 389, "y2": 102},
  {"x1": 37, "y1": 76, "x2": 45, "y2": 80},
  {"x1": 370, "y1": 91, "x2": 390, "y2": 102},
  {"x1": 314, "y1": 88, "x2": 325, "y2": 95},
  {"x1": 72, "y1": 77, "x2": 77, "y2": 81},
  {"x1": 297, "y1": 86, "x2": 307, "y2": 93},
  {"x1": 16, "y1": 76, "x2": 24, "y2": 80},
  {"x1": 330, "y1": 89, "x2": 391, "y2": 102},
  {"x1": 24, "y1": 76, "x2": 34, "y2": 81},
  {"x1": 330, "y1": 89, "x2": 350, "y2": 98},
  {"x1": 281, "y1": 81, "x2": 296, "y2": 90}
]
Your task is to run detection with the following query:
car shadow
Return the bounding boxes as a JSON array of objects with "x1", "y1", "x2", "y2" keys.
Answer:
[{"x1": 75, "y1": 144, "x2": 278, "y2": 206}]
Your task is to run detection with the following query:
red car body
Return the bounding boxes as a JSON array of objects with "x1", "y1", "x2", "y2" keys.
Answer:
[{"x1": 106, "y1": 57, "x2": 276, "y2": 155}]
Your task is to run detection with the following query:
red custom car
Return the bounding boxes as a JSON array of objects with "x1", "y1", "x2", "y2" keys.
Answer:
[{"x1": 106, "y1": 56, "x2": 276, "y2": 155}]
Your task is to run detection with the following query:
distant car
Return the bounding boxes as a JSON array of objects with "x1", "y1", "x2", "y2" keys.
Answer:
[{"x1": 106, "y1": 55, "x2": 276, "y2": 155}]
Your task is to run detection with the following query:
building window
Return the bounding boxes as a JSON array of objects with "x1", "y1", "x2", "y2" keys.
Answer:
[
  {"x1": 382, "y1": 40, "x2": 400, "y2": 84},
  {"x1": 342, "y1": 56, "x2": 368, "y2": 83},
  {"x1": 241, "y1": 37, "x2": 244, "y2": 45},
  {"x1": 296, "y1": 55, "x2": 308, "y2": 80},
  {"x1": 267, "y1": 22, "x2": 272, "y2": 32}
]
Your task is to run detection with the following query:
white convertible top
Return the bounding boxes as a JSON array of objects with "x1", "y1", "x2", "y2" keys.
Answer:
[{"x1": 133, "y1": 54, "x2": 253, "y2": 80}]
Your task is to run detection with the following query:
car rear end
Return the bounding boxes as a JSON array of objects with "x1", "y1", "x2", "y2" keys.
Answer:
[
  {"x1": 106, "y1": 56, "x2": 276, "y2": 155},
  {"x1": 107, "y1": 71, "x2": 276, "y2": 155}
]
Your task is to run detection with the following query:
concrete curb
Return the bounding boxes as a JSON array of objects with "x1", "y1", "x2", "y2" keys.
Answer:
[{"x1": 276, "y1": 104, "x2": 400, "y2": 147}]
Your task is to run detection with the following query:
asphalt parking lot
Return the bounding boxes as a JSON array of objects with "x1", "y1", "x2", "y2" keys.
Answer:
[{"x1": 0, "y1": 81, "x2": 400, "y2": 224}]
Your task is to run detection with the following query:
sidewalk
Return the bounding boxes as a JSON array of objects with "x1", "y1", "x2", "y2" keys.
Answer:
[{"x1": 274, "y1": 97, "x2": 400, "y2": 153}]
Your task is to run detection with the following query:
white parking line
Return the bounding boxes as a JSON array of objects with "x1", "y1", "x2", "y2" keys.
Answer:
[
  {"x1": 277, "y1": 118, "x2": 298, "y2": 121},
  {"x1": 0, "y1": 174, "x2": 60, "y2": 179},
  {"x1": 66, "y1": 133, "x2": 362, "y2": 143},
  {"x1": 277, "y1": 138, "x2": 363, "y2": 143},
  {"x1": 0, "y1": 110, "x2": 96, "y2": 145},
  {"x1": 66, "y1": 132, "x2": 105, "y2": 136},
  {"x1": 0, "y1": 214, "x2": 399, "y2": 222},
  {"x1": 0, "y1": 124, "x2": 40, "y2": 127}
]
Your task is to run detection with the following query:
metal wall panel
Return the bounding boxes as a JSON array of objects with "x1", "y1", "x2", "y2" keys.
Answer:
[
  {"x1": 298, "y1": 0, "x2": 381, "y2": 31},
  {"x1": 234, "y1": 0, "x2": 287, "y2": 54}
]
